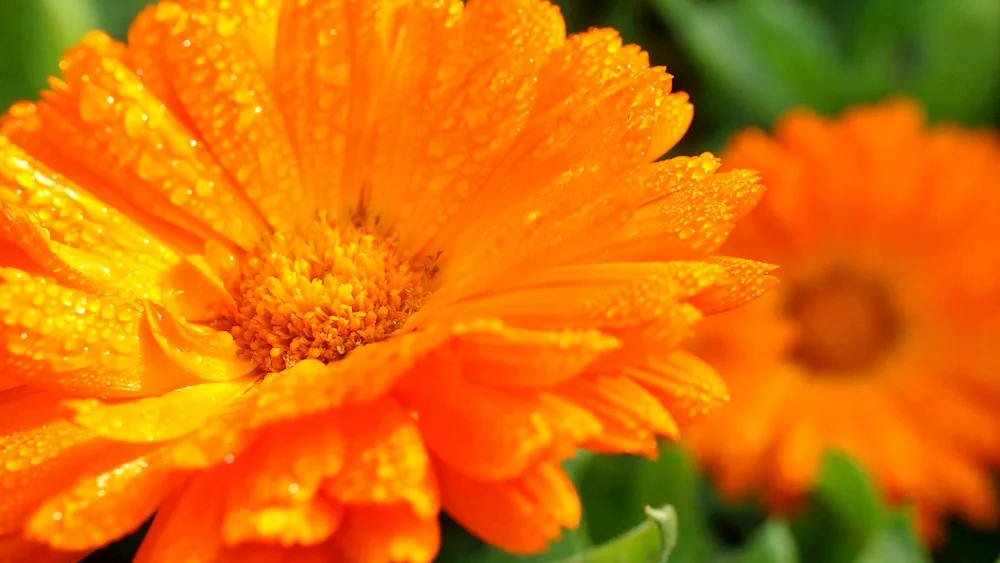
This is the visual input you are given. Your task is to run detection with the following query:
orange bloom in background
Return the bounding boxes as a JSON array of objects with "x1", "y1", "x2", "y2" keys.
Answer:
[
  {"x1": 0, "y1": 0, "x2": 774, "y2": 561},
  {"x1": 686, "y1": 99, "x2": 1000, "y2": 541}
]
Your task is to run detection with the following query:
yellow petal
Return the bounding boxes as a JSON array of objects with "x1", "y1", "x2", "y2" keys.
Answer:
[
  {"x1": 438, "y1": 460, "x2": 578, "y2": 555},
  {"x1": 688, "y1": 257, "x2": 779, "y2": 314},
  {"x1": 449, "y1": 319, "x2": 619, "y2": 388},
  {"x1": 158, "y1": 3, "x2": 310, "y2": 231},
  {"x1": 26, "y1": 455, "x2": 185, "y2": 551},
  {"x1": 324, "y1": 398, "x2": 438, "y2": 517},
  {"x1": 335, "y1": 504, "x2": 440, "y2": 563},
  {"x1": 65, "y1": 381, "x2": 249, "y2": 443},
  {"x1": 0, "y1": 270, "x2": 194, "y2": 396},
  {"x1": 36, "y1": 32, "x2": 269, "y2": 249},
  {"x1": 144, "y1": 301, "x2": 251, "y2": 382}
]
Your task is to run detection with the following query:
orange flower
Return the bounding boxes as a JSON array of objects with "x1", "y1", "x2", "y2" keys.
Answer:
[
  {"x1": 0, "y1": 0, "x2": 774, "y2": 560},
  {"x1": 686, "y1": 99, "x2": 1000, "y2": 541}
]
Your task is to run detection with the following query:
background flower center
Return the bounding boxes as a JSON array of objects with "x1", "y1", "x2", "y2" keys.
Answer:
[
  {"x1": 220, "y1": 218, "x2": 427, "y2": 372},
  {"x1": 783, "y1": 266, "x2": 902, "y2": 374}
]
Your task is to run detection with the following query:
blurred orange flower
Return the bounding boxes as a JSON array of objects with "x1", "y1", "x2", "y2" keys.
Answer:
[
  {"x1": 687, "y1": 99, "x2": 1000, "y2": 541},
  {"x1": 0, "y1": 0, "x2": 774, "y2": 561}
]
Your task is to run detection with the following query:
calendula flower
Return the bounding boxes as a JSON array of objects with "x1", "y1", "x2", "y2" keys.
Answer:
[
  {"x1": 0, "y1": 0, "x2": 774, "y2": 560},
  {"x1": 686, "y1": 99, "x2": 1000, "y2": 541}
]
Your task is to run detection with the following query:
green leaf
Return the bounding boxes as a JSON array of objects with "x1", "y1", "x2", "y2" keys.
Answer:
[
  {"x1": 908, "y1": 0, "x2": 1000, "y2": 123},
  {"x1": 738, "y1": 520, "x2": 799, "y2": 563},
  {"x1": 853, "y1": 512, "x2": 929, "y2": 563},
  {"x1": 553, "y1": 505, "x2": 678, "y2": 563},
  {"x1": 813, "y1": 451, "x2": 886, "y2": 536},
  {"x1": 577, "y1": 446, "x2": 714, "y2": 563},
  {"x1": 650, "y1": 0, "x2": 846, "y2": 125},
  {"x1": 0, "y1": 0, "x2": 100, "y2": 110}
]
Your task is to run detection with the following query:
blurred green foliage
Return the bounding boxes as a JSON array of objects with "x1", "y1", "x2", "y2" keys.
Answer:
[{"x1": 1, "y1": 1, "x2": 998, "y2": 562}]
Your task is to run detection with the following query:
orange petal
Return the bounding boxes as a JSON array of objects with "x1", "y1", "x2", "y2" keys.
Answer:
[
  {"x1": 557, "y1": 374, "x2": 679, "y2": 456},
  {"x1": 159, "y1": 2, "x2": 309, "y2": 231},
  {"x1": 221, "y1": 495, "x2": 343, "y2": 548},
  {"x1": 925, "y1": 440, "x2": 998, "y2": 528},
  {"x1": 215, "y1": 544, "x2": 335, "y2": 563},
  {"x1": 160, "y1": 255, "x2": 238, "y2": 322},
  {"x1": 226, "y1": 414, "x2": 346, "y2": 508},
  {"x1": 0, "y1": 137, "x2": 181, "y2": 295},
  {"x1": 218, "y1": 415, "x2": 348, "y2": 546},
  {"x1": 0, "y1": 237, "x2": 42, "y2": 276},
  {"x1": 769, "y1": 421, "x2": 825, "y2": 502},
  {"x1": 34, "y1": 31, "x2": 269, "y2": 249},
  {"x1": 1, "y1": 102, "x2": 207, "y2": 257},
  {"x1": 438, "y1": 460, "x2": 579, "y2": 555},
  {"x1": 687, "y1": 257, "x2": 779, "y2": 314},
  {"x1": 123, "y1": 5, "x2": 197, "y2": 131},
  {"x1": 25, "y1": 455, "x2": 185, "y2": 551},
  {"x1": 65, "y1": 381, "x2": 250, "y2": 443},
  {"x1": 0, "y1": 389, "x2": 107, "y2": 535},
  {"x1": 623, "y1": 350, "x2": 730, "y2": 424},
  {"x1": 134, "y1": 469, "x2": 227, "y2": 563},
  {"x1": 324, "y1": 398, "x2": 438, "y2": 517},
  {"x1": 582, "y1": 160, "x2": 765, "y2": 262},
  {"x1": 178, "y1": 0, "x2": 281, "y2": 73},
  {"x1": 370, "y1": 0, "x2": 566, "y2": 252},
  {"x1": 0, "y1": 535, "x2": 86, "y2": 563},
  {"x1": 0, "y1": 203, "x2": 159, "y2": 302},
  {"x1": 0, "y1": 373, "x2": 21, "y2": 392},
  {"x1": 435, "y1": 37, "x2": 689, "y2": 290},
  {"x1": 0, "y1": 270, "x2": 197, "y2": 396},
  {"x1": 448, "y1": 319, "x2": 620, "y2": 388},
  {"x1": 0, "y1": 203, "x2": 232, "y2": 319},
  {"x1": 396, "y1": 360, "x2": 599, "y2": 481},
  {"x1": 166, "y1": 400, "x2": 260, "y2": 469},
  {"x1": 433, "y1": 261, "x2": 726, "y2": 331},
  {"x1": 532, "y1": 27, "x2": 690, "y2": 160},
  {"x1": 335, "y1": 504, "x2": 440, "y2": 563},
  {"x1": 143, "y1": 301, "x2": 251, "y2": 382},
  {"x1": 251, "y1": 329, "x2": 446, "y2": 427},
  {"x1": 274, "y1": 0, "x2": 385, "y2": 213}
]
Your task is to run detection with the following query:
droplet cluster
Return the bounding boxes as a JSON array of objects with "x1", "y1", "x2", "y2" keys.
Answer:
[
  {"x1": 0, "y1": 270, "x2": 144, "y2": 393},
  {"x1": 219, "y1": 218, "x2": 427, "y2": 372}
]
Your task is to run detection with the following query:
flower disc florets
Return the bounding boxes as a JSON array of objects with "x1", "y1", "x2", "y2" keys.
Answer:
[{"x1": 221, "y1": 217, "x2": 427, "y2": 372}]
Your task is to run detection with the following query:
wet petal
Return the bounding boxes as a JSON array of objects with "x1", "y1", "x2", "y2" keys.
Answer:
[
  {"x1": 160, "y1": 3, "x2": 309, "y2": 230},
  {"x1": 66, "y1": 381, "x2": 249, "y2": 443},
  {"x1": 251, "y1": 329, "x2": 446, "y2": 427},
  {"x1": 438, "y1": 460, "x2": 578, "y2": 555},
  {"x1": 556, "y1": 374, "x2": 678, "y2": 456},
  {"x1": 335, "y1": 504, "x2": 440, "y2": 563},
  {"x1": 369, "y1": 0, "x2": 566, "y2": 252},
  {"x1": 581, "y1": 158, "x2": 765, "y2": 262},
  {"x1": 144, "y1": 302, "x2": 251, "y2": 382},
  {"x1": 624, "y1": 350, "x2": 729, "y2": 424},
  {"x1": 449, "y1": 319, "x2": 620, "y2": 388},
  {"x1": 0, "y1": 390, "x2": 106, "y2": 535},
  {"x1": 0, "y1": 136, "x2": 181, "y2": 298},
  {"x1": 25, "y1": 455, "x2": 185, "y2": 551},
  {"x1": 324, "y1": 398, "x2": 438, "y2": 517},
  {"x1": 687, "y1": 257, "x2": 779, "y2": 314},
  {"x1": 275, "y1": 0, "x2": 385, "y2": 213},
  {"x1": 396, "y1": 362, "x2": 599, "y2": 481},
  {"x1": 134, "y1": 469, "x2": 227, "y2": 563},
  {"x1": 33, "y1": 31, "x2": 270, "y2": 249},
  {"x1": 433, "y1": 261, "x2": 727, "y2": 331},
  {"x1": 221, "y1": 496, "x2": 343, "y2": 548},
  {"x1": 0, "y1": 270, "x2": 196, "y2": 396}
]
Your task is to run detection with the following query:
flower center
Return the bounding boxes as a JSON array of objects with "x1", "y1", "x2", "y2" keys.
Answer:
[
  {"x1": 783, "y1": 267, "x2": 901, "y2": 374},
  {"x1": 221, "y1": 218, "x2": 427, "y2": 373}
]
